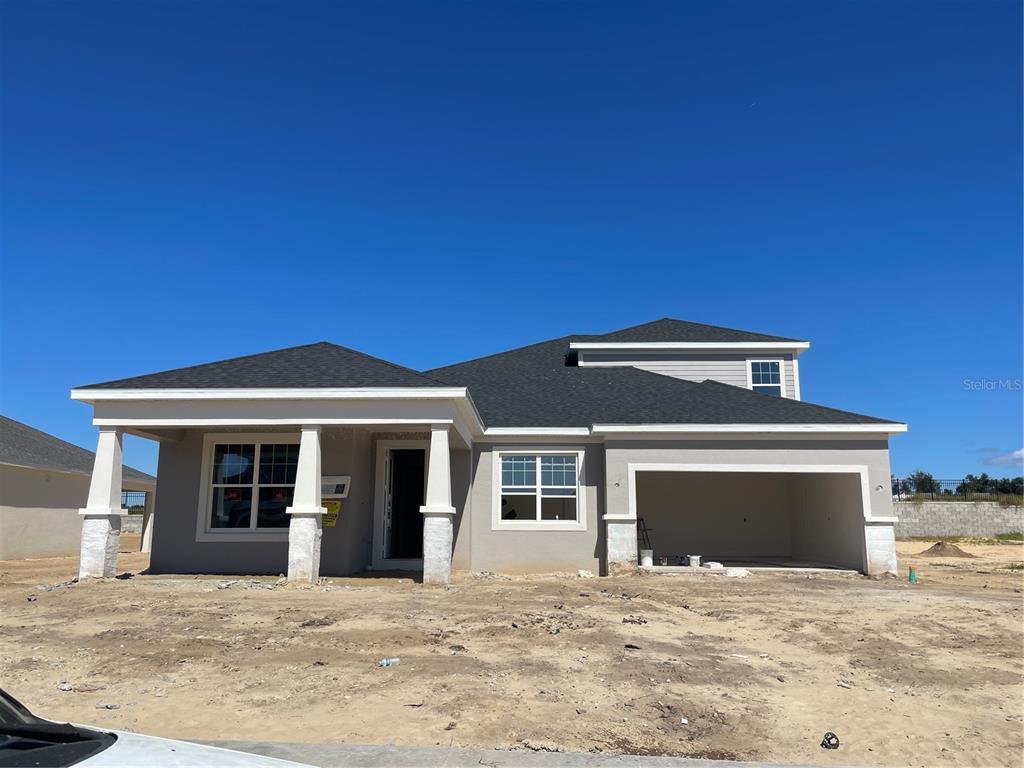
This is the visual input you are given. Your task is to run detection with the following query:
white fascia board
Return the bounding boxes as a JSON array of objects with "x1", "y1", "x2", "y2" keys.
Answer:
[
  {"x1": 593, "y1": 423, "x2": 908, "y2": 435},
  {"x1": 569, "y1": 341, "x2": 810, "y2": 352},
  {"x1": 71, "y1": 387, "x2": 470, "y2": 401},
  {"x1": 483, "y1": 427, "x2": 592, "y2": 436},
  {"x1": 457, "y1": 391, "x2": 487, "y2": 436},
  {"x1": 72, "y1": 386, "x2": 488, "y2": 440}
]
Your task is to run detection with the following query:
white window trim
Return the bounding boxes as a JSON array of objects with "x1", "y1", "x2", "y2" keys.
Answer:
[
  {"x1": 747, "y1": 359, "x2": 787, "y2": 398},
  {"x1": 622, "y1": 462, "x2": 876, "y2": 523},
  {"x1": 491, "y1": 448, "x2": 587, "y2": 532},
  {"x1": 195, "y1": 432, "x2": 300, "y2": 543}
]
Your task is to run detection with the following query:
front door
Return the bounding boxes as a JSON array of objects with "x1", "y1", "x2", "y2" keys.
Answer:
[{"x1": 384, "y1": 448, "x2": 426, "y2": 560}]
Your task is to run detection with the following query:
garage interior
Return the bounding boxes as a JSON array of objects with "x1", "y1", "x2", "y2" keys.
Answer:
[{"x1": 635, "y1": 470, "x2": 866, "y2": 571}]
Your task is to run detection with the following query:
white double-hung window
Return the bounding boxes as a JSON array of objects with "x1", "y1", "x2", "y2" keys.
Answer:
[
  {"x1": 493, "y1": 450, "x2": 586, "y2": 531},
  {"x1": 749, "y1": 360, "x2": 784, "y2": 397},
  {"x1": 196, "y1": 434, "x2": 299, "y2": 541}
]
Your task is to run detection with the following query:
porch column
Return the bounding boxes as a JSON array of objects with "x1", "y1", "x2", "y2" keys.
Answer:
[
  {"x1": 605, "y1": 517, "x2": 639, "y2": 575},
  {"x1": 78, "y1": 428, "x2": 126, "y2": 579},
  {"x1": 140, "y1": 491, "x2": 156, "y2": 554},
  {"x1": 420, "y1": 424, "x2": 455, "y2": 585},
  {"x1": 286, "y1": 426, "x2": 326, "y2": 584}
]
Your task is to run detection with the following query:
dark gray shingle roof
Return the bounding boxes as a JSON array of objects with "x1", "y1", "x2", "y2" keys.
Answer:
[
  {"x1": 80, "y1": 342, "x2": 445, "y2": 389},
  {"x1": 73, "y1": 319, "x2": 895, "y2": 429},
  {"x1": 570, "y1": 318, "x2": 804, "y2": 344},
  {"x1": 427, "y1": 337, "x2": 897, "y2": 428},
  {"x1": 0, "y1": 416, "x2": 156, "y2": 482}
]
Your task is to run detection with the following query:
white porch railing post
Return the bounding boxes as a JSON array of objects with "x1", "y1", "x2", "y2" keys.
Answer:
[
  {"x1": 420, "y1": 423, "x2": 455, "y2": 585},
  {"x1": 286, "y1": 426, "x2": 326, "y2": 584},
  {"x1": 78, "y1": 428, "x2": 126, "y2": 579}
]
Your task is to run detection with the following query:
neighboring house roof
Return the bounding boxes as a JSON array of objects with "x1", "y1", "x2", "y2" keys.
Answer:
[
  {"x1": 568, "y1": 318, "x2": 804, "y2": 344},
  {"x1": 425, "y1": 337, "x2": 897, "y2": 428},
  {"x1": 0, "y1": 416, "x2": 156, "y2": 482},
  {"x1": 79, "y1": 342, "x2": 446, "y2": 389}
]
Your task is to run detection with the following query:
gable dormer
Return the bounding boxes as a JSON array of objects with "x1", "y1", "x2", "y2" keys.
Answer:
[{"x1": 568, "y1": 319, "x2": 809, "y2": 400}]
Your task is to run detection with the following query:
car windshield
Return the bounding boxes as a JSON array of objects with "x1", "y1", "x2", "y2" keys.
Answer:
[
  {"x1": 0, "y1": 689, "x2": 117, "y2": 768},
  {"x1": 0, "y1": 688, "x2": 38, "y2": 726}
]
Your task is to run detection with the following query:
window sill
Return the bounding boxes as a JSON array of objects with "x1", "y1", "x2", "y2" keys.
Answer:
[{"x1": 491, "y1": 520, "x2": 587, "y2": 532}]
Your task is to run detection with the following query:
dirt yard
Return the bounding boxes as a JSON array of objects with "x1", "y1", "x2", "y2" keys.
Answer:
[{"x1": 1, "y1": 539, "x2": 1021, "y2": 767}]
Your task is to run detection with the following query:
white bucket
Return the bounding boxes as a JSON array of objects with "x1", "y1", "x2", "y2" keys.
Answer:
[
  {"x1": 640, "y1": 549, "x2": 654, "y2": 567},
  {"x1": 688, "y1": 555, "x2": 701, "y2": 568}
]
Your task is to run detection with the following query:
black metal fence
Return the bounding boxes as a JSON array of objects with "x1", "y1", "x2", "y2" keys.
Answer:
[
  {"x1": 121, "y1": 491, "x2": 148, "y2": 513},
  {"x1": 891, "y1": 477, "x2": 1023, "y2": 505}
]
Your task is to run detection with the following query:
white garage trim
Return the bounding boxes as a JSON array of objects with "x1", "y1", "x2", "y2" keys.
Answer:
[{"x1": 624, "y1": 462, "x2": 873, "y2": 522}]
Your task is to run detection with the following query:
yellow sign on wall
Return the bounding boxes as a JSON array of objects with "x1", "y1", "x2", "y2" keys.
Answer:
[{"x1": 323, "y1": 499, "x2": 342, "y2": 527}]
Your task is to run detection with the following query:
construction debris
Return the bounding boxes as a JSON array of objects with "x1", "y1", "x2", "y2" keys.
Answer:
[
  {"x1": 725, "y1": 568, "x2": 751, "y2": 578},
  {"x1": 37, "y1": 578, "x2": 78, "y2": 592},
  {"x1": 820, "y1": 731, "x2": 840, "y2": 750},
  {"x1": 216, "y1": 580, "x2": 279, "y2": 590}
]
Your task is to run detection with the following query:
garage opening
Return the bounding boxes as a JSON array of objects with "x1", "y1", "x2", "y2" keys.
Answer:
[{"x1": 634, "y1": 469, "x2": 866, "y2": 571}]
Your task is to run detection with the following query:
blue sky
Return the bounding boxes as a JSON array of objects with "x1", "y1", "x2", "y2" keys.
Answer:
[{"x1": 1, "y1": 0, "x2": 1020, "y2": 478}]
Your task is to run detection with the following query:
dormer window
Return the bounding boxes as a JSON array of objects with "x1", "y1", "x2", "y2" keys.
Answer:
[{"x1": 749, "y1": 360, "x2": 783, "y2": 397}]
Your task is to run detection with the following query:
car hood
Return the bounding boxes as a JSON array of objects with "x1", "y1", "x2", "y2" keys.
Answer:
[{"x1": 78, "y1": 728, "x2": 313, "y2": 767}]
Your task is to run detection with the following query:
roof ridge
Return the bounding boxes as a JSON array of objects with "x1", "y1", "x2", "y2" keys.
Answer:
[
  {"x1": 658, "y1": 317, "x2": 803, "y2": 341},
  {"x1": 313, "y1": 342, "x2": 449, "y2": 386},
  {"x1": 77, "y1": 340, "x2": 447, "y2": 390},
  {"x1": 426, "y1": 334, "x2": 574, "y2": 374},
  {"x1": 567, "y1": 317, "x2": 804, "y2": 343},
  {"x1": 75, "y1": 341, "x2": 334, "y2": 389}
]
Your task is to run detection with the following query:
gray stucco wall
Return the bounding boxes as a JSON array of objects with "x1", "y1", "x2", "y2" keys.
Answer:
[
  {"x1": 144, "y1": 431, "x2": 895, "y2": 576},
  {"x1": 147, "y1": 427, "x2": 465, "y2": 576},
  {"x1": 150, "y1": 428, "x2": 378, "y2": 575},
  {"x1": 450, "y1": 447, "x2": 473, "y2": 571},
  {"x1": 894, "y1": 501, "x2": 1023, "y2": 538},
  {"x1": 466, "y1": 443, "x2": 604, "y2": 574},
  {"x1": 150, "y1": 430, "x2": 284, "y2": 574},
  {"x1": 579, "y1": 353, "x2": 797, "y2": 399}
]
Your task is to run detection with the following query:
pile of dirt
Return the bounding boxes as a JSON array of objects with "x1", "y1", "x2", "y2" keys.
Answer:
[{"x1": 916, "y1": 541, "x2": 978, "y2": 558}]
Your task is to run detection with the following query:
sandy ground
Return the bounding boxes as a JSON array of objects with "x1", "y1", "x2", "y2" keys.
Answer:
[{"x1": 1, "y1": 539, "x2": 1022, "y2": 767}]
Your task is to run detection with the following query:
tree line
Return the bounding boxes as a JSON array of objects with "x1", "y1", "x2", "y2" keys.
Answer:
[{"x1": 893, "y1": 471, "x2": 1023, "y2": 497}]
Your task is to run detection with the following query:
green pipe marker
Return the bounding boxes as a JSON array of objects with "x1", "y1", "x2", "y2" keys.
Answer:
[{"x1": 908, "y1": 566, "x2": 917, "y2": 584}]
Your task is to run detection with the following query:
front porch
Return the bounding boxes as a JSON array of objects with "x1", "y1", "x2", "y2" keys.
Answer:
[{"x1": 75, "y1": 417, "x2": 470, "y2": 585}]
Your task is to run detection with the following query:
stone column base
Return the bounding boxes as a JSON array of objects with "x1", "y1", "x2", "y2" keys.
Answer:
[
  {"x1": 421, "y1": 506, "x2": 455, "y2": 585},
  {"x1": 864, "y1": 520, "x2": 898, "y2": 576},
  {"x1": 79, "y1": 510, "x2": 126, "y2": 579},
  {"x1": 286, "y1": 509, "x2": 325, "y2": 584},
  {"x1": 605, "y1": 517, "x2": 639, "y2": 575}
]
